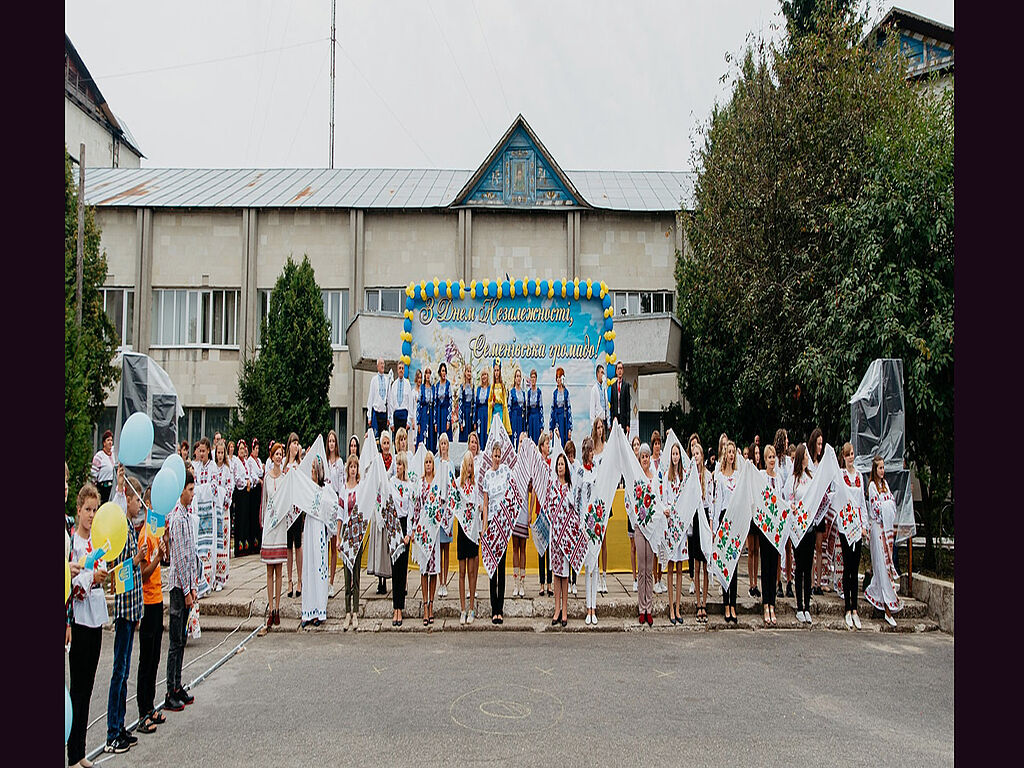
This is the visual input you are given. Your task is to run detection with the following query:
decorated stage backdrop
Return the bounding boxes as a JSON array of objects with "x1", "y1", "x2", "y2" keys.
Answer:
[{"x1": 399, "y1": 279, "x2": 617, "y2": 444}]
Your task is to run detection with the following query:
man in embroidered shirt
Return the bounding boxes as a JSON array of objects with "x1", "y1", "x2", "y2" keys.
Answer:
[
  {"x1": 103, "y1": 466, "x2": 147, "y2": 754},
  {"x1": 164, "y1": 470, "x2": 198, "y2": 712},
  {"x1": 389, "y1": 360, "x2": 413, "y2": 432},
  {"x1": 367, "y1": 357, "x2": 392, "y2": 438}
]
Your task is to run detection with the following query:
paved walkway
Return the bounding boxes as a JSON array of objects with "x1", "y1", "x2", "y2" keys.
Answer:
[{"x1": 124, "y1": 553, "x2": 937, "y2": 634}]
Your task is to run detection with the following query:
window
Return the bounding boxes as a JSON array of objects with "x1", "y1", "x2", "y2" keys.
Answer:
[
  {"x1": 333, "y1": 408, "x2": 348, "y2": 448},
  {"x1": 639, "y1": 412, "x2": 663, "y2": 445},
  {"x1": 613, "y1": 290, "x2": 674, "y2": 316},
  {"x1": 177, "y1": 406, "x2": 237, "y2": 446},
  {"x1": 151, "y1": 289, "x2": 239, "y2": 347},
  {"x1": 364, "y1": 288, "x2": 402, "y2": 315},
  {"x1": 92, "y1": 407, "x2": 118, "y2": 453},
  {"x1": 101, "y1": 288, "x2": 134, "y2": 347},
  {"x1": 321, "y1": 289, "x2": 350, "y2": 346}
]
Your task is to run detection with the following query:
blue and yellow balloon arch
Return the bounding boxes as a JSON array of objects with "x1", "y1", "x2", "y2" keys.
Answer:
[{"x1": 399, "y1": 278, "x2": 620, "y2": 386}]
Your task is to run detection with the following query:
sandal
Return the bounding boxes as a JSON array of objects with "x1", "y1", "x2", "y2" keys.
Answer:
[
  {"x1": 136, "y1": 716, "x2": 157, "y2": 734},
  {"x1": 150, "y1": 711, "x2": 166, "y2": 725}
]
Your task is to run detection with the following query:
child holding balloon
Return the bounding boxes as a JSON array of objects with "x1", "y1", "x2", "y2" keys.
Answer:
[
  {"x1": 136, "y1": 485, "x2": 168, "y2": 734},
  {"x1": 68, "y1": 482, "x2": 108, "y2": 768},
  {"x1": 164, "y1": 470, "x2": 198, "y2": 713}
]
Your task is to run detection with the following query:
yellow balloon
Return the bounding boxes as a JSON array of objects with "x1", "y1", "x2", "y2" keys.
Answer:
[
  {"x1": 65, "y1": 559, "x2": 71, "y2": 604},
  {"x1": 92, "y1": 501, "x2": 128, "y2": 562}
]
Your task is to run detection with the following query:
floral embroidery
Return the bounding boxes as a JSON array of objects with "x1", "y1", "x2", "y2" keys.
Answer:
[{"x1": 632, "y1": 479, "x2": 658, "y2": 527}]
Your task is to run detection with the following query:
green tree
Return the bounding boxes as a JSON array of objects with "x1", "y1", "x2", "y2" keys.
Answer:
[
  {"x1": 233, "y1": 255, "x2": 334, "y2": 447},
  {"x1": 676, "y1": 12, "x2": 953, "y2": 565},
  {"x1": 65, "y1": 150, "x2": 120, "y2": 510}
]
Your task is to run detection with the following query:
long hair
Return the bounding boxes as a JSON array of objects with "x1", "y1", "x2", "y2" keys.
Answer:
[
  {"x1": 344, "y1": 454, "x2": 360, "y2": 484},
  {"x1": 591, "y1": 417, "x2": 606, "y2": 448},
  {"x1": 808, "y1": 427, "x2": 823, "y2": 463},
  {"x1": 667, "y1": 442, "x2": 684, "y2": 484},
  {"x1": 460, "y1": 451, "x2": 475, "y2": 487},
  {"x1": 773, "y1": 428, "x2": 788, "y2": 468},
  {"x1": 555, "y1": 453, "x2": 572, "y2": 489},
  {"x1": 285, "y1": 432, "x2": 300, "y2": 465},
  {"x1": 869, "y1": 454, "x2": 888, "y2": 493},
  {"x1": 793, "y1": 443, "x2": 811, "y2": 485},
  {"x1": 326, "y1": 429, "x2": 341, "y2": 462}
]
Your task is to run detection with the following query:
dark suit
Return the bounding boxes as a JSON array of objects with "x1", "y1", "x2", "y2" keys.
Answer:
[{"x1": 610, "y1": 379, "x2": 631, "y2": 434}]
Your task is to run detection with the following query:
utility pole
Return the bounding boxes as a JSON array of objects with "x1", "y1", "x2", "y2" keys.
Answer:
[
  {"x1": 76, "y1": 142, "x2": 86, "y2": 326},
  {"x1": 329, "y1": 0, "x2": 336, "y2": 169}
]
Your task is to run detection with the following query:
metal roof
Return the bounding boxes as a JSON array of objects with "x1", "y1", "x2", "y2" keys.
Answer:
[{"x1": 84, "y1": 167, "x2": 694, "y2": 211}]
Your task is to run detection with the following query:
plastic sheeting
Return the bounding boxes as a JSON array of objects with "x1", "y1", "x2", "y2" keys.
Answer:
[
  {"x1": 114, "y1": 352, "x2": 184, "y2": 488},
  {"x1": 850, "y1": 359, "x2": 915, "y2": 542}
]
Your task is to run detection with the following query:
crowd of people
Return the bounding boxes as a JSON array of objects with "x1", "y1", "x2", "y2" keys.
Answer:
[{"x1": 68, "y1": 359, "x2": 905, "y2": 766}]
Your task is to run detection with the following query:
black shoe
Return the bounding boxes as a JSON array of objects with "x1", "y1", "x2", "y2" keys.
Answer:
[
  {"x1": 777, "y1": 583, "x2": 784, "y2": 598},
  {"x1": 120, "y1": 729, "x2": 138, "y2": 746},
  {"x1": 104, "y1": 736, "x2": 131, "y2": 754},
  {"x1": 176, "y1": 687, "x2": 195, "y2": 706},
  {"x1": 786, "y1": 583, "x2": 794, "y2": 598},
  {"x1": 751, "y1": 586, "x2": 761, "y2": 598},
  {"x1": 812, "y1": 586, "x2": 823, "y2": 596},
  {"x1": 561, "y1": 619, "x2": 567, "y2": 627},
  {"x1": 163, "y1": 694, "x2": 185, "y2": 712}
]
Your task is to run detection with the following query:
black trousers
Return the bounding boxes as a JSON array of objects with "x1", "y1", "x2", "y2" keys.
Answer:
[
  {"x1": 841, "y1": 536, "x2": 863, "y2": 612},
  {"x1": 537, "y1": 548, "x2": 552, "y2": 585},
  {"x1": 166, "y1": 588, "x2": 187, "y2": 695},
  {"x1": 759, "y1": 532, "x2": 779, "y2": 607},
  {"x1": 795, "y1": 527, "x2": 817, "y2": 611},
  {"x1": 392, "y1": 518, "x2": 409, "y2": 611},
  {"x1": 490, "y1": 552, "x2": 507, "y2": 616},
  {"x1": 233, "y1": 488, "x2": 250, "y2": 555},
  {"x1": 97, "y1": 480, "x2": 113, "y2": 504},
  {"x1": 68, "y1": 623, "x2": 102, "y2": 765},
  {"x1": 723, "y1": 573, "x2": 738, "y2": 608},
  {"x1": 248, "y1": 482, "x2": 262, "y2": 552},
  {"x1": 371, "y1": 409, "x2": 388, "y2": 437},
  {"x1": 136, "y1": 601, "x2": 164, "y2": 718}
]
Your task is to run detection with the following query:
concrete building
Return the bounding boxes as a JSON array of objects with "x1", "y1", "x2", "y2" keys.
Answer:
[
  {"x1": 865, "y1": 7, "x2": 954, "y2": 94},
  {"x1": 83, "y1": 115, "x2": 692, "y2": 446},
  {"x1": 65, "y1": 34, "x2": 144, "y2": 168}
]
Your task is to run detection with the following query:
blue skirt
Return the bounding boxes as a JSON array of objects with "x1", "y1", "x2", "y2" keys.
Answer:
[
  {"x1": 459, "y1": 400, "x2": 474, "y2": 442},
  {"x1": 550, "y1": 406, "x2": 570, "y2": 443},
  {"x1": 475, "y1": 404, "x2": 489, "y2": 448},
  {"x1": 527, "y1": 409, "x2": 543, "y2": 444},
  {"x1": 509, "y1": 404, "x2": 524, "y2": 448},
  {"x1": 436, "y1": 401, "x2": 451, "y2": 443}
]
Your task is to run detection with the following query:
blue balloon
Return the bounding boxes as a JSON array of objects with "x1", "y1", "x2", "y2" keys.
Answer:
[
  {"x1": 406, "y1": 296, "x2": 415, "y2": 311},
  {"x1": 604, "y1": 318, "x2": 614, "y2": 332},
  {"x1": 162, "y1": 454, "x2": 186, "y2": 496},
  {"x1": 487, "y1": 281, "x2": 497, "y2": 297},
  {"x1": 527, "y1": 279, "x2": 537, "y2": 295},
  {"x1": 151, "y1": 466, "x2": 181, "y2": 516},
  {"x1": 606, "y1": 340, "x2": 615, "y2": 355},
  {"x1": 540, "y1": 280, "x2": 549, "y2": 295},
  {"x1": 602, "y1": 293, "x2": 612, "y2": 309},
  {"x1": 65, "y1": 686, "x2": 72, "y2": 743},
  {"x1": 553, "y1": 280, "x2": 562, "y2": 297},
  {"x1": 403, "y1": 318, "x2": 412, "y2": 332},
  {"x1": 500, "y1": 280, "x2": 510, "y2": 297},
  {"x1": 426, "y1": 282, "x2": 435, "y2": 298},
  {"x1": 402, "y1": 341, "x2": 412, "y2": 356},
  {"x1": 118, "y1": 412, "x2": 154, "y2": 466}
]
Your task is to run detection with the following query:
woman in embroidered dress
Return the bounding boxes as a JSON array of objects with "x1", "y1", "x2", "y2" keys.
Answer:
[
  {"x1": 577, "y1": 437, "x2": 601, "y2": 626},
  {"x1": 436, "y1": 434, "x2": 454, "y2": 598},
  {"x1": 790, "y1": 444, "x2": 817, "y2": 625},
  {"x1": 509, "y1": 414, "x2": 531, "y2": 598},
  {"x1": 774, "y1": 429, "x2": 794, "y2": 598},
  {"x1": 417, "y1": 367, "x2": 435, "y2": 451},
  {"x1": 689, "y1": 442, "x2": 712, "y2": 624},
  {"x1": 475, "y1": 370, "x2": 491, "y2": 449},
  {"x1": 390, "y1": 452, "x2": 415, "y2": 627},
  {"x1": 532, "y1": 432, "x2": 554, "y2": 596},
  {"x1": 526, "y1": 368, "x2": 544, "y2": 445},
  {"x1": 634, "y1": 444, "x2": 658, "y2": 626},
  {"x1": 546, "y1": 453, "x2": 575, "y2": 627},
  {"x1": 759, "y1": 445, "x2": 784, "y2": 627},
  {"x1": 338, "y1": 455, "x2": 363, "y2": 631},
  {"x1": 348, "y1": 435, "x2": 360, "y2": 459},
  {"x1": 591, "y1": 418, "x2": 610, "y2": 594},
  {"x1": 508, "y1": 367, "x2": 525, "y2": 450},
  {"x1": 628, "y1": 434, "x2": 642, "y2": 593},
  {"x1": 662, "y1": 442, "x2": 688, "y2": 625},
  {"x1": 714, "y1": 441, "x2": 740, "y2": 624},
  {"x1": 325, "y1": 430, "x2": 344, "y2": 594},
  {"x1": 259, "y1": 442, "x2": 287, "y2": 632},
  {"x1": 807, "y1": 427, "x2": 829, "y2": 595},
  {"x1": 299, "y1": 453, "x2": 336, "y2": 629},
  {"x1": 480, "y1": 441, "x2": 511, "y2": 624},
  {"x1": 650, "y1": 431, "x2": 666, "y2": 596},
  {"x1": 90, "y1": 429, "x2": 117, "y2": 503},
  {"x1": 415, "y1": 451, "x2": 443, "y2": 626},
  {"x1": 458, "y1": 365, "x2": 475, "y2": 444},
  {"x1": 865, "y1": 455, "x2": 902, "y2": 627},
  {"x1": 839, "y1": 443, "x2": 868, "y2": 630},
  {"x1": 248, "y1": 439, "x2": 265, "y2": 559},
  {"x1": 367, "y1": 431, "x2": 394, "y2": 594},
  {"x1": 745, "y1": 441, "x2": 762, "y2": 601},
  {"x1": 435, "y1": 362, "x2": 453, "y2": 446},
  {"x1": 213, "y1": 439, "x2": 232, "y2": 587},
  {"x1": 282, "y1": 434, "x2": 304, "y2": 598},
  {"x1": 549, "y1": 367, "x2": 572, "y2": 445},
  {"x1": 455, "y1": 451, "x2": 480, "y2": 624},
  {"x1": 230, "y1": 439, "x2": 252, "y2": 558}
]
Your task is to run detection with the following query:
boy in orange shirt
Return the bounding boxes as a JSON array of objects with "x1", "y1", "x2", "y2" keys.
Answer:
[{"x1": 136, "y1": 487, "x2": 168, "y2": 733}]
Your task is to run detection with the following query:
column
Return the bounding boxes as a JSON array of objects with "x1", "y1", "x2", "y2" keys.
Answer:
[{"x1": 134, "y1": 208, "x2": 153, "y2": 354}]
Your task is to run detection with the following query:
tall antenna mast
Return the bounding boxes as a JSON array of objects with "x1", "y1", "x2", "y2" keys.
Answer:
[{"x1": 329, "y1": 0, "x2": 336, "y2": 168}]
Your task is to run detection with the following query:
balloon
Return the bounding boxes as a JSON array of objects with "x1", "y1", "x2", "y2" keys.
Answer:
[
  {"x1": 92, "y1": 502, "x2": 128, "y2": 562},
  {"x1": 161, "y1": 454, "x2": 186, "y2": 495},
  {"x1": 118, "y1": 412, "x2": 154, "y2": 466},
  {"x1": 402, "y1": 341, "x2": 412, "y2": 356},
  {"x1": 151, "y1": 466, "x2": 181, "y2": 516},
  {"x1": 65, "y1": 687, "x2": 72, "y2": 743},
  {"x1": 65, "y1": 559, "x2": 71, "y2": 604}
]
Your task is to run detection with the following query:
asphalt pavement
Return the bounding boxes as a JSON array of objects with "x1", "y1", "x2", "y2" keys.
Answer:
[{"x1": 67, "y1": 628, "x2": 953, "y2": 767}]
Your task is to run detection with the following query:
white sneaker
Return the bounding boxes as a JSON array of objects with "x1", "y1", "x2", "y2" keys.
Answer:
[
  {"x1": 352, "y1": 614, "x2": 359, "y2": 630},
  {"x1": 467, "y1": 610, "x2": 474, "y2": 624},
  {"x1": 599, "y1": 574, "x2": 607, "y2": 593},
  {"x1": 689, "y1": 582, "x2": 695, "y2": 594},
  {"x1": 796, "y1": 610, "x2": 806, "y2": 623},
  {"x1": 214, "y1": 583, "x2": 223, "y2": 592},
  {"x1": 884, "y1": 613, "x2": 897, "y2": 628},
  {"x1": 460, "y1": 610, "x2": 467, "y2": 625},
  {"x1": 852, "y1": 612, "x2": 862, "y2": 630},
  {"x1": 572, "y1": 584, "x2": 578, "y2": 595},
  {"x1": 844, "y1": 612, "x2": 853, "y2": 629},
  {"x1": 633, "y1": 580, "x2": 638, "y2": 592},
  {"x1": 805, "y1": 612, "x2": 813, "y2": 626},
  {"x1": 440, "y1": 584, "x2": 447, "y2": 598},
  {"x1": 585, "y1": 613, "x2": 592, "y2": 625},
  {"x1": 591, "y1": 613, "x2": 598, "y2": 626}
]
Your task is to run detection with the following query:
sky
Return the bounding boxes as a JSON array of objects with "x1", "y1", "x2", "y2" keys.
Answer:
[{"x1": 65, "y1": 0, "x2": 954, "y2": 172}]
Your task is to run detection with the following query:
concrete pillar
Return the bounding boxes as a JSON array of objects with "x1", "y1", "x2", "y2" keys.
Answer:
[
  {"x1": 240, "y1": 209, "x2": 259, "y2": 358},
  {"x1": 566, "y1": 210, "x2": 581, "y2": 278},
  {"x1": 134, "y1": 208, "x2": 153, "y2": 354},
  {"x1": 461, "y1": 209, "x2": 473, "y2": 282},
  {"x1": 349, "y1": 209, "x2": 365, "y2": 441}
]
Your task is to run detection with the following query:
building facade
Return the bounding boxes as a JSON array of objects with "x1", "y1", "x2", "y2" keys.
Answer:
[{"x1": 84, "y1": 116, "x2": 692, "y2": 446}]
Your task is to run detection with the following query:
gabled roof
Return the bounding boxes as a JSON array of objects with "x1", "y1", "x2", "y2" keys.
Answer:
[
  {"x1": 65, "y1": 34, "x2": 145, "y2": 158},
  {"x1": 452, "y1": 114, "x2": 589, "y2": 209},
  {"x1": 83, "y1": 167, "x2": 695, "y2": 211}
]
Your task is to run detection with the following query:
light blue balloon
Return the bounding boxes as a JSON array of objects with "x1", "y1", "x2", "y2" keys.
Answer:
[
  {"x1": 162, "y1": 453, "x2": 186, "y2": 493},
  {"x1": 65, "y1": 686, "x2": 72, "y2": 743},
  {"x1": 151, "y1": 466, "x2": 181, "y2": 516},
  {"x1": 118, "y1": 412, "x2": 154, "y2": 466}
]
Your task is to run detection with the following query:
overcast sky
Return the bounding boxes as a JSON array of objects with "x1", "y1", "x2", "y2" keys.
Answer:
[{"x1": 66, "y1": 0, "x2": 953, "y2": 172}]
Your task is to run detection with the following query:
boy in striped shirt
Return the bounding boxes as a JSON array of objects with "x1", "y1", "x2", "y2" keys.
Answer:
[{"x1": 164, "y1": 470, "x2": 198, "y2": 712}]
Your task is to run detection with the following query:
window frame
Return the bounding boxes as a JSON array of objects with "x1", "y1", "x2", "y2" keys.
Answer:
[
  {"x1": 150, "y1": 288, "x2": 240, "y2": 349},
  {"x1": 101, "y1": 286, "x2": 135, "y2": 348},
  {"x1": 364, "y1": 287, "x2": 403, "y2": 316}
]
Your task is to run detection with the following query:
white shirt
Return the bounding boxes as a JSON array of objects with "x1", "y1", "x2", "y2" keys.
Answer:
[
  {"x1": 367, "y1": 372, "x2": 391, "y2": 423},
  {"x1": 231, "y1": 455, "x2": 251, "y2": 490},
  {"x1": 246, "y1": 455, "x2": 264, "y2": 483},
  {"x1": 70, "y1": 532, "x2": 109, "y2": 628},
  {"x1": 388, "y1": 376, "x2": 413, "y2": 420},
  {"x1": 590, "y1": 381, "x2": 608, "y2": 426},
  {"x1": 91, "y1": 449, "x2": 116, "y2": 484}
]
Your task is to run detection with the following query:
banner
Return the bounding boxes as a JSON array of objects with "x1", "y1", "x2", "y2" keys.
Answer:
[{"x1": 401, "y1": 279, "x2": 617, "y2": 443}]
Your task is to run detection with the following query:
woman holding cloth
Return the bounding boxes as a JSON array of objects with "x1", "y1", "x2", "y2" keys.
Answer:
[
  {"x1": 367, "y1": 431, "x2": 395, "y2": 595},
  {"x1": 688, "y1": 443, "x2": 712, "y2": 624},
  {"x1": 839, "y1": 443, "x2": 868, "y2": 630},
  {"x1": 259, "y1": 442, "x2": 288, "y2": 632},
  {"x1": 455, "y1": 451, "x2": 480, "y2": 624},
  {"x1": 864, "y1": 455, "x2": 902, "y2": 627},
  {"x1": 714, "y1": 441, "x2": 740, "y2": 624},
  {"x1": 389, "y1": 453, "x2": 416, "y2": 626},
  {"x1": 480, "y1": 441, "x2": 510, "y2": 624},
  {"x1": 759, "y1": 445, "x2": 784, "y2": 627}
]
